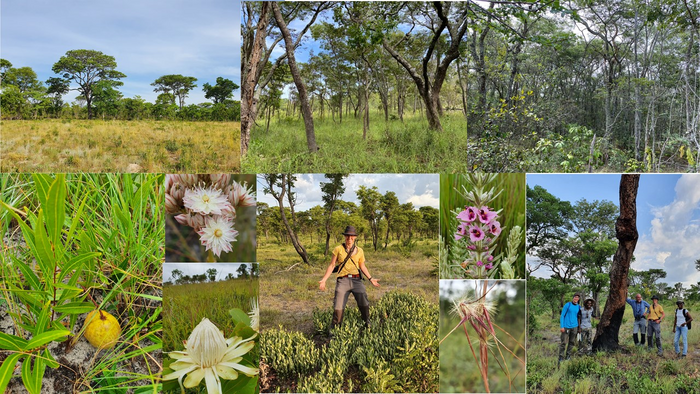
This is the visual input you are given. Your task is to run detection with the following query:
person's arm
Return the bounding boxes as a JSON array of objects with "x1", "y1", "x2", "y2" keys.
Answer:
[
  {"x1": 577, "y1": 310, "x2": 582, "y2": 332},
  {"x1": 673, "y1": 311, "x2": 677, "y2": 332},
  {"x1": 358, "y1": 260, "x2": 379, "y2": 287},
  {"x1": 644, "y1": 302, "x2": 650, "y2": 318},
  {"x1": 659, "y1": 308, "x2": 665, "y2": 322},
  {"x1": 560, "y1": 303, "x2": 567, "y2": 333},
  {"x1": 319, "y1": 254, "x2": 338, "y2": 291},
  {"x1": 681, "y1": 310, "x2": 692, "y2": 327}
]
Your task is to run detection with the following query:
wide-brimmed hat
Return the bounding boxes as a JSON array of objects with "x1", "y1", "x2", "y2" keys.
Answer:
[
  {"x1": 676, "y1": 299, "x2": 685, "y2": 305},
  {"x1": 651, "y1": 295, "x2": 659, "y2": 300},
  {"x1": 342, "y1": 226, "x2": 358, "y2": 236},
  {"x1": 585, "y1": 298, "x2": 595, "y2": 305}
]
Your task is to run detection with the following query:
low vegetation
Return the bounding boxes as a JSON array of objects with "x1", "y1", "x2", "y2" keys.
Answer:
[{"x1": 0, "y1": 119, "x2": 239, "y2": 172}]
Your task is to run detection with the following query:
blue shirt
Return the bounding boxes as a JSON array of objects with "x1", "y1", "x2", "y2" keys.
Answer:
[
  {"x1": 561, "y1": 301, "x2": 580, "y2": 329},
  {"x1": 626, "y1": 298, "x2": 650, "y2": 319}
]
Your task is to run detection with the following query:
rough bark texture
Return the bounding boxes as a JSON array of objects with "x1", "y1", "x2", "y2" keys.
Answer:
[
  {"x1": 272, "y1": 2, "x2": 318, "y2": 152},
  {"x1": 592, "y1": 174, "x2": 640, "y2": 351},
  {"x1": 240, "y1": 2, "x2": 270, "y2": 157}
]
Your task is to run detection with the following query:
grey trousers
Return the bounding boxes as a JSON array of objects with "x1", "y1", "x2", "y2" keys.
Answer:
[
  {"x1": 633, "y1": 318, "x2": 647, "y2": 334},
  {"x1": 559, "y1": 328, "x2": 577, "y2": 360},
  {"x1": 333, "y1": 277, "x2": 369, "y2": 310},
  {"x1": 579, "y1": 327, "x2": 592, "y2": 354},
  {"x1": 647, "y1": 320, "x2": 662, "y2": 351}
]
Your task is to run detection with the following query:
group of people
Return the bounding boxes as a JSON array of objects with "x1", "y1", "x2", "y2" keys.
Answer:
[{"x1": 559, "y1": 292, "x2": 693, "y2": 361}]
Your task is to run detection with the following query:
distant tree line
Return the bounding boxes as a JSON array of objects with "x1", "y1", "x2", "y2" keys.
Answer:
[
  {"x1": 165, "y1": 265, "x2": 259, "y2": 285},
  {"x1": 1, "y1": 50, "x2": 240, "y2": 121}
]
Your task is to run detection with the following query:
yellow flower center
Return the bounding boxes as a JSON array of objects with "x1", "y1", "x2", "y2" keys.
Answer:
[
  {"x1": 214, "y1": 229, "x2": 223, "y2": 237},
  {"x1": 202, "y1": 195, "x2": 210, "y2": 203}
]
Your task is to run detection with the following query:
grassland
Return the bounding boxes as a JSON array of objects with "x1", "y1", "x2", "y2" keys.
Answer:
[
  {"x1": 243, "y1": 112, "x2": 470, "y2": 173},
  {"x1": 527, "y1": 300, "x2": 700, "y2": 394},
  {"x1": 258, "y1": 239, "x2": 439, "y2": 334},
  {"x1": 0, "y1": 119, "x2": 239, "y2": 172},
  {"x1": 162, "y1": 277, "x2": 259, "y2": 394}
]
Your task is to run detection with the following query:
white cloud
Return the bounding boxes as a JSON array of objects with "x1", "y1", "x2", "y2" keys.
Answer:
[
  {"x1": 634, "y1": 174, "x2": 700, "y2": 288},
  {"x1": 408, "y1": 190, "x2": 439, "y2": 208}
]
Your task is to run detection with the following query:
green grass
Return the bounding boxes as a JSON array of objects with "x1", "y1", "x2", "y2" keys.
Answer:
[
  {"x1": 242, "y1": 111, "x2": 471, "y2": 173},
  {"x1": 527, "y1": 300, "x2": 700, "y2": 394},
  {"x1": 0, "y1": 119, "x2": 239, "y2": 173},
  {"x1": 162, "y1": 278, "x2": 258, "y2": 352},
  {"x1": 0, "y1": 174, "x2": 163, "y2": 393},
  {"x1": 258, "y1": 239, "x2": 439, "y2": 333}
]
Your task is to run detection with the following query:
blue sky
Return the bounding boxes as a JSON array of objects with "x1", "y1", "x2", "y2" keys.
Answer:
[
  {"x1": 527, "y1": 174, "x2": 700, "y2": 288},
  {"x1": 1, "y1": 0, "x2": 240, "y2": 103},
  {"x1": 257, "y1": 174, "x2": 440, "y2": 211}
]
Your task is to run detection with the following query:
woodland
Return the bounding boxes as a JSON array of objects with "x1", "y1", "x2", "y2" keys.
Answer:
[
  {"x1": 241, "y1": 1, "x2": 699, "y2": 173},
  {"x1": 0, "y1": 52, "x2": 240, "y2": 121}
]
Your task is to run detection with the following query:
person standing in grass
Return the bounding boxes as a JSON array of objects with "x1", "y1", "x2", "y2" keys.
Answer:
[
  {"x1": 673, "y1": 299, "x2": 693, "y2": 358},
  {"x1": 626, "y1": 293, "x2": 650, "y2": 346},
  {"x1": 647, "y1": 294, "x2": 665, "y2": 356},
  {"x1": 578, "y1": 298, "x2": 596, "y2": 355},
  {"x1": 559, "y1": 293, "x2": 581, "y2": 362},
  {"x1": 319, "y1": 226, "x2": 380, "y2": 332}
]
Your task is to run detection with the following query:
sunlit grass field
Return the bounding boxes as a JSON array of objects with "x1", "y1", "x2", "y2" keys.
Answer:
[
  {"x1": 0, "y1": 119, "x2": 239, "y2": 172},
  {"x1": 243, "y1": 112, "x2": 469, "y2": 173}
]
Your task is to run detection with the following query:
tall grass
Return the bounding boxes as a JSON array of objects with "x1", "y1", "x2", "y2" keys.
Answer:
[
  {"x1": 243, "y1": 111, "x2": 471, "y2": 173},
  {"x1": 0, "y1": 120, "x2": 239, "y2": 172},
  {"x1": 440, "y1": 174, "x2": 526, "y2": 278}
]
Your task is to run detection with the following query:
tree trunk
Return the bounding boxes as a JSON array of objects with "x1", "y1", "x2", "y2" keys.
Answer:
[
  {"x1": 593, "y1": 175, "x2": 640, "y2": 351},
  {"x1": 241, "y1": 2, "x2": 271, "y2": 156},
  {"x1": 274, "y1": 175, "x2": 310, "y2": 265},
  {"x1": 272, "y1": 2, "x2": 318, "y2": 152}
]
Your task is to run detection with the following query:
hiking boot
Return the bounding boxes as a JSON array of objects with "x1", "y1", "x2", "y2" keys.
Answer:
[{"x1": 657, "y1": 350, "x2": 663, "y2": 356}]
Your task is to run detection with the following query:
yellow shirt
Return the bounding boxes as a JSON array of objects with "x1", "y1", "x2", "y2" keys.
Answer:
[
  {"x1": 648, "y1": 303, "x2": 664, "y2": 320},
  {"x1": 333, "y1": 244, "x2": 365, "y2": 277}
]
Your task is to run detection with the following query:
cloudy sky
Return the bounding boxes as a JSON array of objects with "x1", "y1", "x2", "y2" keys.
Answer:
[
  {"x1": 527, "y1": 174, "x2": 700, "y2": 288},
  {"x1": 163, "y1": 263, "x2": 254, "y2": 283},
  {"x1": 256, "y1": 174, "x2": 440, "y2": 211},
  {"x1": 1, "y1": 0, "x2": 240, "y2": 103}
]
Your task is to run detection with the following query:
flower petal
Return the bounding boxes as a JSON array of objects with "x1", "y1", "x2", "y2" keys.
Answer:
[
  {"x1": 223, "y1": 341, "x2": 255, "y2": 360},
  {"x1": 219, "y1": 361, "x2": 260, "y2": 376},
  {"x1": 183, "y1": 367, "x2": 206, "y2": 388},
  {"x1": 215, "y1": 364, "x2": 240, "y2": 381},
  {"x1": 204, "y1": 366, "x2": 222, "y2": 394}
]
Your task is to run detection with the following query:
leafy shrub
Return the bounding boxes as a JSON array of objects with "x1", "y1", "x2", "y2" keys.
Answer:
[
  {"x1": 260, "y1": 328, "x2": 320, "y2": 377},
  {"x1": 565, "y1": 356, "x2": 599, "y2": 379}
]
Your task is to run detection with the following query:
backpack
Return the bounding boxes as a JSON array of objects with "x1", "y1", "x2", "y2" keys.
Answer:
[{"x1": 683, "y1": 309, "x2": 692, "y2": 330}]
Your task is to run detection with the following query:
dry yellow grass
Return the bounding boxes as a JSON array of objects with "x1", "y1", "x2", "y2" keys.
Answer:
[{"x1": 0, "y1": 119, "x2": 240, "y2": 172}]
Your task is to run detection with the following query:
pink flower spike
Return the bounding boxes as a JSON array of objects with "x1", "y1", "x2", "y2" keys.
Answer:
[
  {"x1": 467, "y1": 245, "x2": 477, "y2": 251},
  {"x1": 469, "y1": 225, "x2": 485, "y2": 242},
  {"x1": 478, "y1": 206, "x2": 498, "y2": 224},
  {"x1": 490, "y1": 221, "x2": 502, "y2": 236},
  {"x1": 485, "y1": 263, "x2": 493, "y2": 270},
  {"x1": 476, "y1": 261, "x2": 484, "y2": 267},
  {"x1": 487, "y1": 255, "x2": 494, "y2": 262}
]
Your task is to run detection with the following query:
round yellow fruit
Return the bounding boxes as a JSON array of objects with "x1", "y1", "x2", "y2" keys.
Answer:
[{"x1": 84, "y1": 310, "x2": 121, "y2": 349}]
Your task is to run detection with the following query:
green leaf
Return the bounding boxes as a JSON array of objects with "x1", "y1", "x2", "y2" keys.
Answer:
[
  {"x1": 0, "y1": 332, "x2": 29, "y2": 351},
  {"x1": 0, "y1": 353, "x2": 23, "y2": 393},
  {"x1": 131, "y1": 175, "x2": 157, "y2": 222},
  {"x1": 222, "y1": 375, "x2": 258, "y2": 394},
  {"x1": 59, "y1": 252, "x2": 100, "y2": 282},
  {"x1": 53, "y1": 302, "x2": 94, "y2": 315},
  {"x1": 42, "y1": 348, "x2": 59, "y2": 369},
  {"x1": 31, "y1": 174, "x2": 52, "y2": 211},
  {"x1": 46, "y1": 174, "x2": 66, "y2": 246},
  {"x1": 24, "y1": 329, "x2": 71, "y2": 350},
  {"x1": 64, "y1": 193, "x2": 89, "y2": 247},
  {"x1": 35, "y1": 302, "x2": 52, "y2": 336},
  {"x1": 12, "y1": 256, "x2": 41, "y2": 292},
  {"x1": 33, "y1": 210, "x2": 55, "y2": 277},
  {"x1": 21, "y1": 355, "x2": 44, "y2": 394},
  {"x1": 229, "y1": 308, "x2": 251, "y2": 327}
]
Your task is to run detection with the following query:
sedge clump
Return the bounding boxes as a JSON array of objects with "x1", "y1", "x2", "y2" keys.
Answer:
[{"x1": 84, "y1": 310, "x2": 121, "y2": 349}]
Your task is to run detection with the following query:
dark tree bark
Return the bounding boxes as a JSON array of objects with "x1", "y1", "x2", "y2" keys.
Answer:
[
  {"x1": 593, "y1": 175, "x2": 640, "y2": 351},
  {"x1": 272, "y1": 2, "x2": 318, "y2": 152}
]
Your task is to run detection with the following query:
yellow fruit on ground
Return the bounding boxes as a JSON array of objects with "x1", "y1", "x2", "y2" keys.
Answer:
[{"x1": 84, "y1": 310, "x2": 121, "y2": 349}]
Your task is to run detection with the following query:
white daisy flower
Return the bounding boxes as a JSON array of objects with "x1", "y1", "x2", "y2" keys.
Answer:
[
  {"x1": 198, "y1": 216, "x2": 238, "y2": 257},
  {"x1": 164, "y1": 318, "x2": 259, "y2": 394},
  {"x1": 228, "y1": 181, "x2": 256, "y2": 208},
  {"x1": 183, "y1": 186, "x2": 233, "y2": 216}
]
